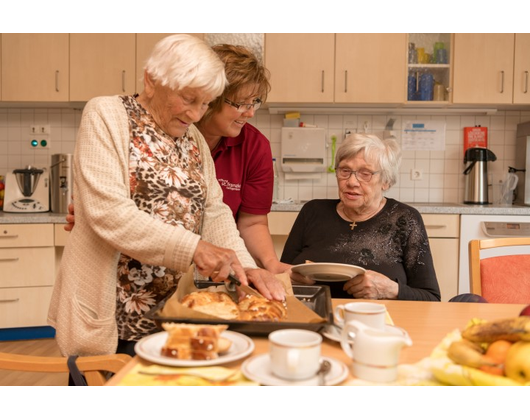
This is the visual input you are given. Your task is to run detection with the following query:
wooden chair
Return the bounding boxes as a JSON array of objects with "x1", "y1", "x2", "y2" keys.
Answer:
[
  {"x1": 0, "y1": 352, "x2": 132, "y2": 385},
  {"x1": 469, "y1": 237, "x2": 530, "y2": 303}
]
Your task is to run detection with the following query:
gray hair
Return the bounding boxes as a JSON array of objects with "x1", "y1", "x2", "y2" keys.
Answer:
[
  {"x1": 335, "y1": 133, "x2": 402, "y2": 187},
  {"x1": 144, "y1": 34, "x2": 227, "y2": 97}
]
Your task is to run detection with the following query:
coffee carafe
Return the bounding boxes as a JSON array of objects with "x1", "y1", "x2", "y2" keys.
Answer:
[{"x1": 463, "y1": 147, "x2": 497, "y2": 204}]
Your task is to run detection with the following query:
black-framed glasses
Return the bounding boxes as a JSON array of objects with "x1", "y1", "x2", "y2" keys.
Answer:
[
  {"x1": 224, "y1": 97, "x2": 262, "y2": 112},
  {"x1": 336, "y1": 167, "x2": 380, "y2": 183}
]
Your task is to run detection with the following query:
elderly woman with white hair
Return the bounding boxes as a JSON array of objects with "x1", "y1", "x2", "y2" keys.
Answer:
[
  {"x1": 281, "y1": 133, "x2": 441, "y2": 301},
  {"x1": 48, "y1": 34, "x2": 284, "y2": 357}
]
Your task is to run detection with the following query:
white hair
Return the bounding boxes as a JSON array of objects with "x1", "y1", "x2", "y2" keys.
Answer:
[
  {"x1": 144, "y1": 34, "x2": 227, "y2": 98},
  {"x1": 335, "y1": 133, "x2": 402, "y2": 187}
]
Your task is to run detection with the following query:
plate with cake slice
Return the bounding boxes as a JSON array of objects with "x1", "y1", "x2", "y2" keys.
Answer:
[{"x1": 134, "y1": 324, "x2": 255, "y2": 367}]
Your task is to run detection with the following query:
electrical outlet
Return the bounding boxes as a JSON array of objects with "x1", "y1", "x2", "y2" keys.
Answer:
[
  {"x1": 410, "y1": 169, "x2": 423, "y2": 180},
  {"x1": 344, "y1": 128, "x2": 356, "y2": 139},
  {"x1": 28, "y1": 125, "x2": 51, "y2": 149}
]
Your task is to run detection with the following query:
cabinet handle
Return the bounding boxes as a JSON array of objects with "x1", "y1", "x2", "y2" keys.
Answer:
[
  {"x1": 55, "y1": 70, "x2": 60, "y2": 92},
  {"x1": 321, "y1": 71, "x2": 325, "y2": 93},
  {"x1": 0, "y1": 258, "x2": 19, "y2": 262},
  {"x1": 344, "y1": 70, "x2": 348, "y2": 93},
  {"x1": 425, "y1": 225, "x2": 448, "y2": 230},
  {"x1": 1, "y1": 234, "x2": 19, "y2": 239},
  {"x1": 0, "y1": 298, "x2": 20, "y2": 303},
  {"x1": 415, "y1": 71, "x2": 420, "y2": 92},
  {"x1": 524, "y1": 71, "x2": 529, "y2": 94},
  {"x1": 122, "y1": 70, "x2": 126, "y2": 92},
  {"x1": 500, "y1": 70, "x2": 505, "y2": 93}
]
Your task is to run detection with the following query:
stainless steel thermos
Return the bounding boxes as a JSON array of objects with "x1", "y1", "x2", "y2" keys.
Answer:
[
  {"x1": 463, "y1": 147, "x2": 497, "y2": 204},
  {"x1": 50, "y1": 154, "x2": 73, "y2": 213}
]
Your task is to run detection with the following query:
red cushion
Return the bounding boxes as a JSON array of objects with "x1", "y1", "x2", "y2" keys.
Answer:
[{"x1": 480, "y1": 255, "x2": 530, "y2": 304}]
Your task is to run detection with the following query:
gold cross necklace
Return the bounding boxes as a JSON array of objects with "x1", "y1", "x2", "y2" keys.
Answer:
[{"x1": 339, "y1": 198, "x2": 386, "y2": 231}]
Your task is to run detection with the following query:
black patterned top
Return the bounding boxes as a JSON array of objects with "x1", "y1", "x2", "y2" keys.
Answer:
[{"x1": 280, "y1": 198, "x2": 441, "y2": 301}]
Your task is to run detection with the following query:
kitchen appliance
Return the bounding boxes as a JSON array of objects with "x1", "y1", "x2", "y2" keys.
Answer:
[
  {"x1": 514, "y1": 121, "x2": 530, "y2": 206},
  {"x1": 458, "y1": 215, "x2": 530, "y2": 295},
  {"x1": 3, "y1": 166, "x2": 49, "y2": 213},
  {"x1": 463, "y1": 147, "x2": 497, "y2": 204},
  {"x1": 50, "y1": 153, "x2": 73, "y2": 213},
  {"x1": 281, "y1": 127, "x2": 326, "y2": 180}
]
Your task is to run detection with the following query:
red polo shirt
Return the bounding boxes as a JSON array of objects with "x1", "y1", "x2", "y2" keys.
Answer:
[{"x1": 211, "y1": 124, "x2": 273, "y2": 220}]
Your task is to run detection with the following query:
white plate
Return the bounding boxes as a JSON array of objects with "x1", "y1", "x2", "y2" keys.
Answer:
[
  {"x1": 322, "y1": 324, "x2": 407, "y2": 343},
  {"x1": 241, "y1": 354, "x2": 348, "y2": 386},
  {"x1": 134, "y1": 330, "x2": 254, "y2": 367},
  {"x1": 291, "y1": 263, "x2": 366, "y2": 282}
]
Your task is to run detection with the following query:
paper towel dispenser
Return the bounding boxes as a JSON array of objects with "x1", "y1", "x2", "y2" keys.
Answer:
[{"x1": 281, "y1": 127, "x2": 326, "y2": 174}]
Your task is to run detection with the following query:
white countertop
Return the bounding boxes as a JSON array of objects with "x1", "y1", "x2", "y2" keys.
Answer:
[
  {"x1": 1, "y1": 201, "x2": 530, "y2": 224},
  {"x1": 271, "y1": 201, "x2": 530, "y2": 215}
]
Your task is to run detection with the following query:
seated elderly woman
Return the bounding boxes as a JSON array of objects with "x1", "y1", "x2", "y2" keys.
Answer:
[{"x1": 281, "y1": 133, "x2": 441, "y2": 301}]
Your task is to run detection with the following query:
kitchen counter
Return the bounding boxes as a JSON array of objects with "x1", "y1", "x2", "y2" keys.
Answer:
[
  {"x1": 271, "y1": 201, "x2": 530, "y2": 215},
  {"x1": 0, "y1": 211, "x2": 68, "y2": 224},
  {"x1": 1, "y1": 201, "x2": 530, "y2": 224}
]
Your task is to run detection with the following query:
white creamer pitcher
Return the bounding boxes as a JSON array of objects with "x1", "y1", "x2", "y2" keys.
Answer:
[{"x1": 341, "y1": 319, "x2": 413, "y2": 383}]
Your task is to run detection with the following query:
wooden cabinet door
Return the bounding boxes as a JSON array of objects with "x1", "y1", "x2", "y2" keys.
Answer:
[
  {"x1": 335, "y1": 33, "x2": 407, "y2": 103},
  {"x1": 135, "y1": 33, "x2": 204, "y2": 94},
  {"x1": 265, "y1": 34, "x2": 335, "y2": 103},
  {"x1": 70, "y1": 34, "x2": 136, "y2": 101},
  {"x1": 453, "y1": 33, "x2": 515, "y2": 104},
  {"x1": 513, "y1": 33, "x2": 530, "y2": 104},
  {"x1": 1, "y1": 34, "x2": 69, "y2": 101}
]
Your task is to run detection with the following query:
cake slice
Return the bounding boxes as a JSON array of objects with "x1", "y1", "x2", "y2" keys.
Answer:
[{"x1": 160, "y1": 323, "x2": 229, "y2": 360}]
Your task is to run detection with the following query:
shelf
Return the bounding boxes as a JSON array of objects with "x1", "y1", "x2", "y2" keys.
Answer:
[{"x1": 408, "y1": 64, "x2": 450, "y2": 69}]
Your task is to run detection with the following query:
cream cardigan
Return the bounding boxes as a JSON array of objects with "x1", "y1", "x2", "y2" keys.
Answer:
[{"x1": 48, "y1": 96, "x2": 256, "y2": 356}]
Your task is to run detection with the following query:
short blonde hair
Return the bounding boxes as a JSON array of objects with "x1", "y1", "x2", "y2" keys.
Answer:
[
  {"x1": 144, "y1": 34, "x2": 227, "y2": 98},
  {"x1": 199, "y1": 44, "x2": 271, "y2": 123},
  {"x1": 336, "y1": 133, "x2": 402, "y2": 187}
]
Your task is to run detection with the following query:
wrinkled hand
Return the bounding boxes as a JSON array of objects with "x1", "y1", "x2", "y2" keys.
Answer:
[
  {"x1": 289, "y1": 270, "x2": 315, "y2": 286},
  {"x1": 244, "y1": 268, "x2": 286, "y2": 301},
  {"x1": 64, "y1": 202, "x2": 75, "y2": 232},
  {"x1": 193, "y1": 240, "x2": 248, "y2": 285},
  {"x1": 343, "y1": 270, "x2": 398, "y2": 300}
]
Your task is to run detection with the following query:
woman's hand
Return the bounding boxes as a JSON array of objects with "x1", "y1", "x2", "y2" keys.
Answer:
[
  {"x1": 343, "y1": 270, "x2": 398, "y2": 300},
  {"x1": 289, "y1": 270, "x2": 315, "y2": 285},
  {"x1": 193, "y1": 240, "x2": 248, "y2": 285},
  {"x1": 64, "y1": 202, "x2": 75, "y2": 232},
  {"x1": 244, "y1": 268, "x2": 286, "y2": 301}
]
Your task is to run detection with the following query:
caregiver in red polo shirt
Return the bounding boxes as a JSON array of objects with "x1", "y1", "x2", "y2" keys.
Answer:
[{"x1": 197, "y1": 44, "x2": 290, "y2": 275}]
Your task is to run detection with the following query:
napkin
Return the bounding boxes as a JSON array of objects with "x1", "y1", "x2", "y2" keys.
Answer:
[{"x1": 116, "y1": 363, "x2": 259, "y2": 386}]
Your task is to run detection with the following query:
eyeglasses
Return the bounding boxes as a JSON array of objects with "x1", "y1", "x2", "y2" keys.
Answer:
[
  {"x1": 336, "y1": 167, "x2": 380, "y2": 183},
  {"x1": 224, "y1": 97, "x2": 262, "y2": 112}
]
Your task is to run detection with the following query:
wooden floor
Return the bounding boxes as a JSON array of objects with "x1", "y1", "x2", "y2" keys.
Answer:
[{"x1": 0, "y1": 338, "x2": 68, "y2": 386}]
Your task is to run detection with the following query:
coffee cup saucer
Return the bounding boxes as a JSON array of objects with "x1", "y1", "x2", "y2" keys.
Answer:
[
  {"x1": 241, "y1": 354, "x2": 348, "y2": 386},
  {"x1": 323, "y1": 324, "x2": 406, "y2": 343}
]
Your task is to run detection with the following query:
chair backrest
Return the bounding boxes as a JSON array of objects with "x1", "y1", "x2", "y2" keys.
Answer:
[
  {"x1": 0, "y1": 352, "x2": 132, "y2": 385},
  {"x1": 469, "y1": 237, "x2": 530, "y2": 303}
]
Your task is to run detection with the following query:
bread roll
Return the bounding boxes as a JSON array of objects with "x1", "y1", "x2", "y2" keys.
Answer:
[
  {"x1": 238, "y1": 295, "x2": 287, "y2": 322},
  {"x1": 161, "y1": 323, "x2": 229, "y2": 360},
  {"x1": 181, "y1": 291, "x2": 240, "y2": 320}
]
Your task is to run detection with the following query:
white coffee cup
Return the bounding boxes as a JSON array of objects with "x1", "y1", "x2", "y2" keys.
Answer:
[
  {"x1": 268, "y1": 329, "x2": 322, "y2": 381},
  {"x1": 334, "y1": 302, "x2": 386, "y2": 330}
]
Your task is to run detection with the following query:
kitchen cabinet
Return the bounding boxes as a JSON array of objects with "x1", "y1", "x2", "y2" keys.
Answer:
[
  {"x1": 335, "y1": 33, "x2": 407, "y2": 103},
  {"x1": 0, "y1": 224, "x2": 55, "y2": 328},
  {"x1": 135, "y1": 33, "x2": 204, "y2": 94},
  {"x1": 453, "y1": 34, "x2": 515, "y2": 104},
  {"x1": 1, "y1": 34, "x2": 69, "y2": 102},
  {"x1": 70, "y1": 34, "x2": 136, "y2": 101},
  {"x1": 265, "y1": 34, "x2": 407, "y2": 104},
  {"x1": 406, "y1": 33, "x2": 452, "y2": 103},
  {"x1": 268, "y1": 211, "x2": 299, "y2": 258},
  {"x1": 513, "y1": 33, "x2": 530, "y2": 105},
  {"x1": 265, "y1": 34, "x2": 335, "y2": 103},
  {"x1": 422, "y1": 214, "x2": 459, "y2": 302}
]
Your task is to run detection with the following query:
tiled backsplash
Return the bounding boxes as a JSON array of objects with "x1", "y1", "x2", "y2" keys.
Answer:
[{"x1": 1, "y1": 106, "x2": 529, "y2": 205}]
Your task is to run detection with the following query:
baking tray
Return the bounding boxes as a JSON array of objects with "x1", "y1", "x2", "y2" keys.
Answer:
[{"x1": 144, "y1": 283, "x2": 332, "y2": 336}]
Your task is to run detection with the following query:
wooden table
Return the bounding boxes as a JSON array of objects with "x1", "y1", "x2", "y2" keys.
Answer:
[{"x1": 106, "y1": 299, "x2": 526, "y2": 385}]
